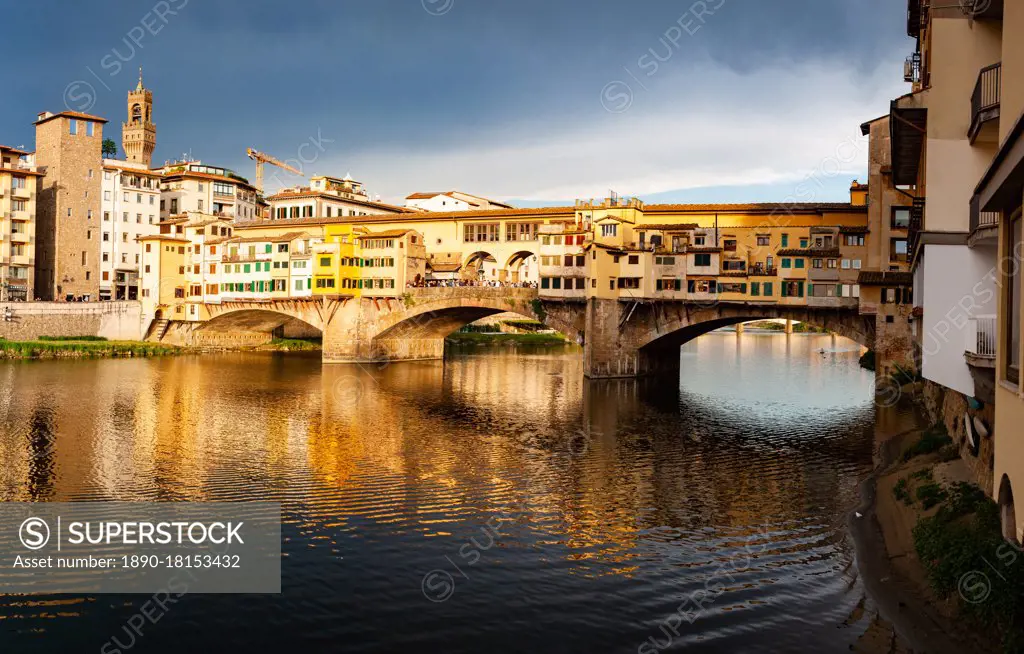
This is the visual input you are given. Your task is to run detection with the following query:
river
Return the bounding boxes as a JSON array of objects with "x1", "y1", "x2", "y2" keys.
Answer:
[{"x1": 0, "y1": 332, "x2": 917, "y2": 653}]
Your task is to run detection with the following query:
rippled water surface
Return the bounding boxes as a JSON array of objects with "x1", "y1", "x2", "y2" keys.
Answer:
[{"x1": 0, "y1": 333, "x2": 908, "y2": 653}]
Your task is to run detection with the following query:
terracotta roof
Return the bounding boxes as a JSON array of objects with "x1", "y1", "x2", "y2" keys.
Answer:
[
  {"x1": 858, "y1": 271, "x2": 914, "y2": 286},
  {"x1": 719, "y1": 272, "x2": 749, "y2": 278},
  {"x1": 839, "y1": 226, "x2": 870, "y2": 234},
  {"x1": 0, "y1": 144, "x2": 30, "y2": 155},
  {"x1": 103, "y1": 162, "x2": 163, "y2": 177},
  {"x1": 777, "y1": 248, "x2": 841, "y2": 257},
  {"x1": 645, "y1": 202, "x2": 865, "y2": 214},
  {"x1": 355, "y1": 229, "x2": 415, "y2": 239},
  {"x1": 137, "y1": 235, "x2": 190, "y2": 243},
  {"x1": 236, "y1": 206, "x2": 576, "y2": 228},
  {"x1": 406, "y1": 190, "x2": 514, "y2": 209},
  {"x1": 687, "y1": 247, "x2": 723, "y2": 253},
  {"x1": 267, "y1": 189, "x2": 411, "y2": 213},
  {"x1": 162, "y1": 169, "x2": 255, "y2": 190},
  {"x1": 634, "y1": 223, "x2": 700, "y2": 231},
  {"x1": 222, "y1": 231, "x2": 311, "y2": 244},
  {"x1": 34, "y1": 111, "x2": 109, "y2": 126}
]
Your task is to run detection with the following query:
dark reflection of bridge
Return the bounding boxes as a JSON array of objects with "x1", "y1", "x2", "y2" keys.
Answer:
[{"x1": 159, "y1": 287, "x2": 877, "y2": 379}]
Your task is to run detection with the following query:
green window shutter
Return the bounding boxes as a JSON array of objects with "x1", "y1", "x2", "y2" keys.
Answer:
[
  {"x1": 807, "y1": 283, "x2": 813, "y2": 296},
  {"x1": 781, "y1": 234, "x2": 789, "y2": 247},
  {"x1": 764, "y1": 283, "x2": 772, "y2": 296},
  {"x1": 244, "y1": 264, "x2": 251, "y2": 273},
  {"x1": 751, "y1": 282, "x2": 759, "y2": 296},
  {"x1": 798, "y1": 282, "x2": 804, "y2": 297},
  {"x1": 741, "y1": 284, "x2": 747, "y2": 294},
  {"x1": 795, "y1": 259, "x2": 804, "y2": 269},
  {"x1": 265, "y1": 244, "x2": 272, "y2": 253},
  {"x1": 781, "y1": 283, "x2": 788, "y2": 297},
  {"x1": 674, "y1": 279, "x2": 681, "y2": 291},
  {"x1": 782, "y1": 259, "x2": 791, "y2": 268}
]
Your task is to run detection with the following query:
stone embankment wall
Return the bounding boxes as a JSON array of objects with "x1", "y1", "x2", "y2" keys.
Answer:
[
  {"x1": 918, "y1": 379, "x2": 995, "y2": 495},
  {"x1": 0, "y1": 302, "x2": 144, "y2": 341}
]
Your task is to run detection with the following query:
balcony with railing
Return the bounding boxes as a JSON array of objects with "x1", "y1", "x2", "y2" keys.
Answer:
[
  {"x1": 908, "y1": 197, "x2": 924, "y2": 260},
  {"x1": 969, "y1": 62, "x2": 1001, "y2": 144},
  {"x1": 969, "y1": 193, "x2": 1000, "y2": 246},
  {"x1": 965, "y1": 314, "x2": 997, "y2": 401},
  {"x1": 965, "y1": 315, "x2": 996, "y2": 367}
]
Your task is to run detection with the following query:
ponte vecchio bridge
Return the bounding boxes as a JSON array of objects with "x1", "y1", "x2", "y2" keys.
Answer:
[{"x1": 157, "y1": 287, "x2": 877, "y2": 379}]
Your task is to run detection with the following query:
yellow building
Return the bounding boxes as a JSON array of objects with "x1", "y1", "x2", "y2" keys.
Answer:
[{"x1": 313, "y1": 224, "x2": 366, "y2": 296}]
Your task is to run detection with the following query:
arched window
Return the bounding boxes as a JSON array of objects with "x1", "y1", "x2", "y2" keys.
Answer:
[
  {"x1": 1000, "y1": 474, "x2": 1017, "y2": 544},
  {"x1": 131, "y1": 104, "x2": 142, "y2": 125}
]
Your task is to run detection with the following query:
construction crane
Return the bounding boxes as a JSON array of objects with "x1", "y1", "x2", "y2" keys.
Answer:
[{"x1": 247, "y1": 148, "x2": 303, "y2": 195}]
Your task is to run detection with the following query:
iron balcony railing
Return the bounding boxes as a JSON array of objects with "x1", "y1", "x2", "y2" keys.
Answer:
[
  {"x1": 970, "y1": 193, "x2": 1000, "y2": 234},
  {"x1": 904, "y1": 52, "x2": 921, "y2": 83},
  {"x1": 908, "y1": 197, "x2": 924, "y2": 258},
  {"x1": 970, "y1": 62, "x2": 1001, "y2": 141}
]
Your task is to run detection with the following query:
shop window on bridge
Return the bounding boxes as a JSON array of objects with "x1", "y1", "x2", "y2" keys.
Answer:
[
  {"x1": 800, "y1": 238, "x2": 809, "y2": 248},
  {"x1": 655, "y1": 279, "x2": 681, "y2": 291},
  {"x1": 575, "y1": 278, "x2": 586, "y2": 290},
  {"x1": 628, "y1": 255, "x2": 639, "y2": 265},
  {"x1": 688, "y1": 280, "x2": 716, "y2": 294},
  {"x1": 718, "y1": 282, "x2": 747, "y2": 294},
  {"x1": 617, "y1": 278, "x2": 640, "y2": 290},
  {"x1": 575, "y1": 255, "x2": 585, "y2": 266},
  {"x1": 781, "y1": 234, "x2": 789, "y2": 247},
  {"x1": 600, "y1": 224, "x2": 618, "y2": 238},
  {"x1": 655, "y1": 256, "x2": 675, "y2": 265},
  {"x1": 552, "y1": 278, "x2": 562, "y2": 290},
  {"x1": 781, "y1": 258, "x2": 791, "y2": 269},
  {"x1": 812, "y1": 259, "x2": 823, "y2": 269},
  {"x1": 781, "y1": 281, "x2": 804, "y2": 297},
  {"x1": 811, "y1": 283, "x2": 838, "y2": 297},
  {"x1": 756, "y1": 235, "x2": 770, "y2": 246},
  {"x1": 722, "y1": 260, "x2": 744, "y2": 272},
  {"x1": 541, "y1": 277, "x2": 551, "y2": 290},
  {"x1": 694, "y1": 254, "x2": 712, "y2": 267}
]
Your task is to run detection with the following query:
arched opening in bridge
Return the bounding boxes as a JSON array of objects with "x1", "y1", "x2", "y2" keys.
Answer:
[
  {"x1": 369, "y1": 300, "x2": 579, "y2": 362},
  {"x1": 196, "y1": 308, "x2": 324, "y2": 348},
  {"x1": 506, "y1": 251, "x2": 538, "y2": 285},
  {"x1": 464, "y1": 252, "x2": 499, "y2": 282},
  {"x1": 633, "y1": 314, "x2": 871, "y2": 378}
]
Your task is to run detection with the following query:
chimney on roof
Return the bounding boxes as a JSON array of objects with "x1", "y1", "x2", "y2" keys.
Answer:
[{"x1": 37, "y1": 111, "x2": 53, "y2": 121}]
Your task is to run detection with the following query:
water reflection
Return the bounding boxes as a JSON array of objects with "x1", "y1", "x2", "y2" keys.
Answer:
[{"x1": 0, "y1": 333, "x2": 904, "y2": 653}]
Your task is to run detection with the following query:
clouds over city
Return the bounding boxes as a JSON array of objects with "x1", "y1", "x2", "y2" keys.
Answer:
[{"x1": 3, "y1": 0, "x2": 909, "y2": 204}]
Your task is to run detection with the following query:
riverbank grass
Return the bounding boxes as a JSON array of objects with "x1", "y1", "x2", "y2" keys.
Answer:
[
  {"x1": 881, "y1": 424, "x2": 1024, "y2": 650},
  {"x1": 261, "y1": 337, "x2": 323, "y2": 351},
  {"x1": 0, "y1": 337, "x2": 180, "y2": 359},
  {"x1": 445, "y1": 332, "x2": 567, "y2": 345}
]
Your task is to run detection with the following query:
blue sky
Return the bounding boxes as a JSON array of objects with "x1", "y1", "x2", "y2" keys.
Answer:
[{"x1": 3, "y1": 0, "x2": 910, "y2": 206}]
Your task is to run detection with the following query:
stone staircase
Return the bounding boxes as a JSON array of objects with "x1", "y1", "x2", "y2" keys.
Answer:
[{"x1": 146, "y1": 318, "x2": 170, "y2": 342}]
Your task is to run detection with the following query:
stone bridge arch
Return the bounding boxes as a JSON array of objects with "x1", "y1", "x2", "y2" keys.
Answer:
[
  {"x1": 321, "y1": 288, "x2": 585, "y2": 363},
  {"x1": 165, "y1": 299, "x2": 331, "y2": 348},
  {"x1": 584, "y1": 299, "x2": 875, "y2": 378}
]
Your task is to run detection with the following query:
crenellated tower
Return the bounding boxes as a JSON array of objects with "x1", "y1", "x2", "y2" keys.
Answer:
[{"x1": 122, "y1": 68, "x2": 156, "y2": 166}]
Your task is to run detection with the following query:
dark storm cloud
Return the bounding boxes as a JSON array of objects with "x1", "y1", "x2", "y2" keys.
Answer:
[{"x1": 1, "y1": 0, "x2": 908, "y2": 201}]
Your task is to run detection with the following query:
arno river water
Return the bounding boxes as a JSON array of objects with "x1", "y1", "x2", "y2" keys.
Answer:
[{"x1": 0, "y1": 332, "x2": 917, "y2": 653}]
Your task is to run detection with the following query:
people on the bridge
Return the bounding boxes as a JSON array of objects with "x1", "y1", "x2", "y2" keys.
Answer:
[{"x1": 407, "y1": 279, "x2": 539, "y2": 289}]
